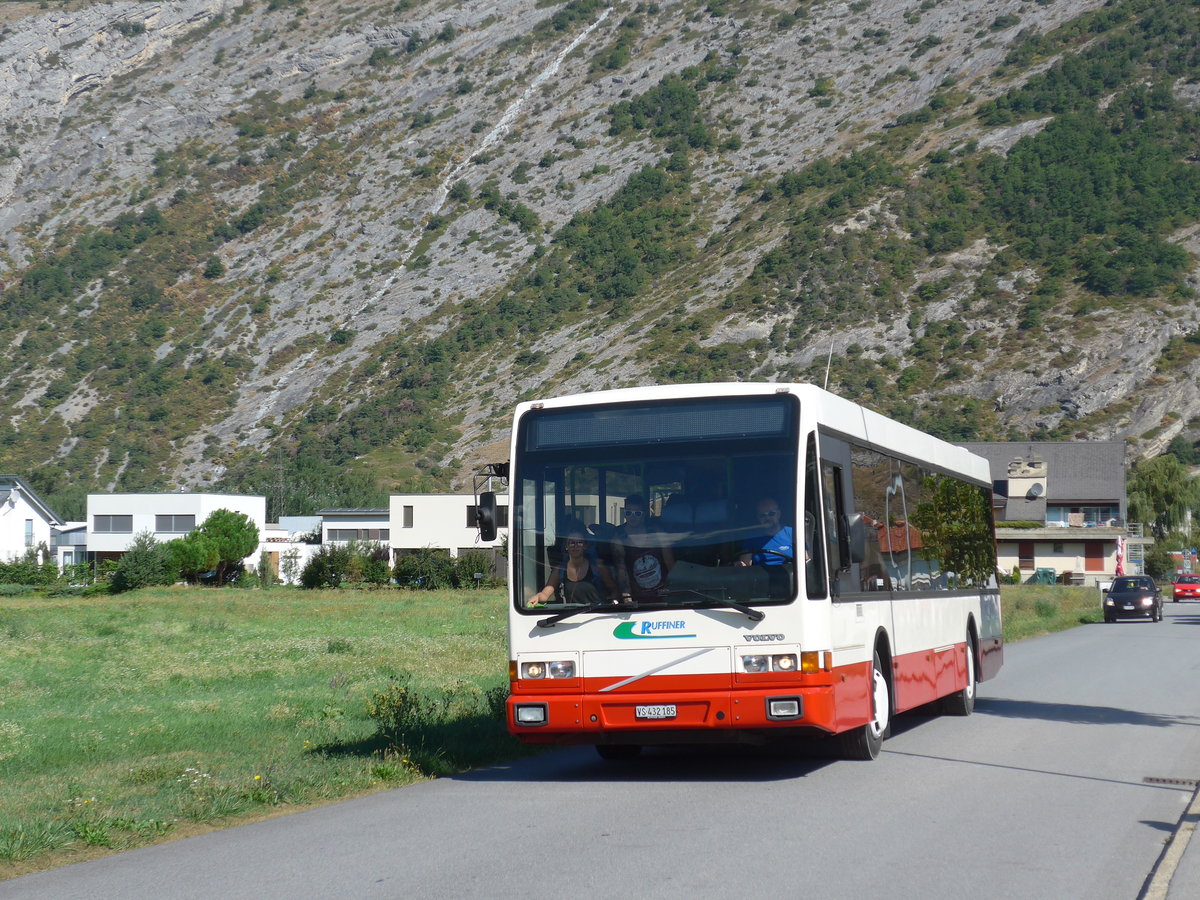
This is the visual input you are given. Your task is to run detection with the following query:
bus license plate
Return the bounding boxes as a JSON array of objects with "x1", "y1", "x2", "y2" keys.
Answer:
[{"x1": 636, "y1": 704, "x2": 676, "y2": 720}]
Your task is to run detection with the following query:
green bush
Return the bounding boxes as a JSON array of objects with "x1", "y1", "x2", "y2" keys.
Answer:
[
  {"x1": 364, "y1": 674, "x2": 512, "y2": 776},
  {"x1": 453, "y1": 551, "x2": 500, "y2": 588},
  {"x1": 300, "y1": 544, "x2": 352, "y2": 589},
  {"x1": 0, "y1": 549, "x2": 59, "y2": 586},
  {"x1": 111, "y1": 532, "x2": 177, "y2": 593},
  {"x1": 393, "y1": 548, "x2": 455, "y2": 589}
]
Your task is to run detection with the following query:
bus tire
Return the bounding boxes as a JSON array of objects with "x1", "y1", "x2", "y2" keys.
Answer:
[
  {"x1": 941, "y1": 632, "x2": 976, "y2": 716},
  {"x1": 839, "y1": 649, "x2": 889, "y2": 760},
  {"x1": 595, "y1": 744, "x2": 641, "y2": 761}
]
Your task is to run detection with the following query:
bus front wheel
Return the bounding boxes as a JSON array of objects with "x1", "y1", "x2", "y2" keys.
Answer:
[{"x1": 839, "y1": 649, "x2": 890, "y2": 761}]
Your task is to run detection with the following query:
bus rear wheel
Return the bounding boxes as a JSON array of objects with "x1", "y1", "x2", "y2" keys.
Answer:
[
  {"x1": 595, "y1": 744, "x2": 642, "y2": 761},
  {"x1": 839, "y1": 649, "x2": 890, "y2": 761},
  {"x1": 941, "y1": 633, "x2": 976, "y2": 716}
]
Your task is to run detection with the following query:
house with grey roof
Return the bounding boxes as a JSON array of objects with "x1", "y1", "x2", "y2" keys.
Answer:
[
  {"x1": 958, "y1": 442, "x2": 1146, "y2": 585},
  {"x1": 0, "y1": 475, "x2": 64, "y2": 563}
]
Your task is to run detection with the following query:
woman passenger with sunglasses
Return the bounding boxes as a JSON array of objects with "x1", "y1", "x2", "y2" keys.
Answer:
[{"x1": 527, "y1": 526, "x2": 620, "y2": 607}]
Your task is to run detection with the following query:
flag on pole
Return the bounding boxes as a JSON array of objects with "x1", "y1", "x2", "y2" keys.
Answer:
[{"x1": 1114, "y1": 534, "x2": 1125, "y2": 577}]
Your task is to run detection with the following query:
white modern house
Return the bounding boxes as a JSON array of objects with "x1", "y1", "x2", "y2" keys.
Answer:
[
  {"x1": 86, "y1": 492, "x2": 267, "y2": 562},
  {"x1": 389, "y1": 493, "x2": 508, "y2": 559},
  {"x1": 258, "y1": 516, "x2": 322, "y2": 584},
  {"x1": 315, "y1": 508, "x2": 391, "y2": 548},
  {"x1": 0, "y1": 475, "x2": 64, "y2": 562},
  {"x1": 51, "y1": 522, "x2": 88, "y2": 568}
]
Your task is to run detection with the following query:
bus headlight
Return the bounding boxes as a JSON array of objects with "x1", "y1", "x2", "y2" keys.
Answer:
[
  {"x1": 522, "y1": 662, "x2": 547, "y2": 679},
  {"x1": 742, "y1": 655, "x2": 768, "y2": 673},
  {"x1": 521, "y1": 660, "x2": 576, "y2": 679},
  {"x1": 548, "y1": 660, "x2": 575, "y2": 679},
  {"x1": 771, "y1": 654, "x2": 797, "y2": 672}
]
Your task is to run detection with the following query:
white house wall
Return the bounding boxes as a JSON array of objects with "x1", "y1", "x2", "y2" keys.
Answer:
[
  {"x1": 86, "y1": 493, "x2": 267, "y2": 563},
  {"x1": 389, "y1": 494, "x2": 507, "y2": 558},
  {"x1": 0, "y1": 490, "x2": 54, "y2": 561},
  {"x1": 320, "y1": 512, "x2": 390, "y2": 547}
]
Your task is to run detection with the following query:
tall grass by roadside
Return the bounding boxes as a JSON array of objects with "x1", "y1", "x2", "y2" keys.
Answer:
[
  {"x1": 0, "y1": 586, "x2": 521, "y2": 878},
  {"x1": 1001, "y1": 583, "x2": 1103, "y2": 641}
]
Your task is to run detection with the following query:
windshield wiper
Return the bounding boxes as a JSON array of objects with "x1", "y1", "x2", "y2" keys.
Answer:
[
  {"x1": 535, "y1": 601, "x2": 626, "y2": 628},
  {"x1": 665, "y1": 589, "x2": 765, "y2": 621}
]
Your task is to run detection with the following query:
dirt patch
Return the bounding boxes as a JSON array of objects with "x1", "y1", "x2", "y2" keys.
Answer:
[{"x1": 0, "y1": 1, "x2": 108, "y2": 27}]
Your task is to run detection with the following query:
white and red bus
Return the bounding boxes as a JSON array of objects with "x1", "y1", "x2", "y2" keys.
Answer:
[{"x1": 482, "y1": 382, "x2": 1002, "y2": 760}]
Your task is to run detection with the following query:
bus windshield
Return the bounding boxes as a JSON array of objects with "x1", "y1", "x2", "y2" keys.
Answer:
[{"x1": 513, "y1": 395, "x2": 801, "y2": 613}]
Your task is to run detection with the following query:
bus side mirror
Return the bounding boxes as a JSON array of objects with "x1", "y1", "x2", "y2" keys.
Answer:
[
  {"x1": 846, "y1": 513, "x2": 866, "y2": 565},
  {"x1": 476, "y1": 491, "x2": 498, "y2": 542}
]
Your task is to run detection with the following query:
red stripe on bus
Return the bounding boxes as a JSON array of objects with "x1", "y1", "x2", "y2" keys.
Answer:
[{"x1": 509, "y1": 641, "x2": 979, "y2": 742}]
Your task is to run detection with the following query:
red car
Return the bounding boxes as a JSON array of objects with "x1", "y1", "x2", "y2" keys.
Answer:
[{"x1": 1172, "y1": 574, "x2": 1200, "y2": 602}]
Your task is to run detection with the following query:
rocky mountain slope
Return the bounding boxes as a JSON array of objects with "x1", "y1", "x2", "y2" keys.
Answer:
[{"x1": 1, "y1": 0, "x2": 1198, "y2": 517}]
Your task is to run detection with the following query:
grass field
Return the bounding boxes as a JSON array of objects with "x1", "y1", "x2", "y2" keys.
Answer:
[
  {"x1": 0, "y1": 586, "x2": 519, "y2": 878},
  {"x1": 0, "y1": 582, "x2": 1104, "y2": 877}
]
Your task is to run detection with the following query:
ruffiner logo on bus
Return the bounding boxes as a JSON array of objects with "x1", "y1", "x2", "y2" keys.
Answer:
[{"x1": 613, "y1": 621, "x2": 697, "y2": 639}]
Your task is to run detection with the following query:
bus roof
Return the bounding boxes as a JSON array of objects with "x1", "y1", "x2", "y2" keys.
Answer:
[{"x1": 512, "y1": 382, "x2": 992, "y2": 486}]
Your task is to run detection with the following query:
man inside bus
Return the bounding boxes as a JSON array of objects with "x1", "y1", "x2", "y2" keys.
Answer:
[
  {"x1": 613, "y1": 494, "x2": 675, "y2": 603},
  {"x1": 736, "y1": 496, "x2": 797, "y2": 567}
]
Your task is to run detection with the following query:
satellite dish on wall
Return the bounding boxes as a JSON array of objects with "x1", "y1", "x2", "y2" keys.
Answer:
[{"x1": 1027, "y1": 482, "x2": 1044, "y2": 499}]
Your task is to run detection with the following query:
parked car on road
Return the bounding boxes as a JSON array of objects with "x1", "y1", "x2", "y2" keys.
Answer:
[
  {"x1": 1171, "y1": 574, "x2": 1200, "y2": 602},
  {"x1": 1103, "y1": 575, "x2": 1162, "y2": 622}
]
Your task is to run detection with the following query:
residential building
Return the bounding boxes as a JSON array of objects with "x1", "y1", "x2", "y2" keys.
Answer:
[
  {"x1": 388, "y1": 493, "x2": 508, "y2": 560},
  {"x1": 0, "y1": 475, "x2": 64, "y2": 562},
  {"x1": 258, "y1": 516, "x2": 322, "y2": 585},
  {"x1": 959, "y1": 442, "x2": 1146, "y2": 585},
  {"x1": 86, "y1": 492, "x2": 267, "y2": 563},
  {"x1": 316, "y1": 508, "x2": 391, "y2": 549},
  {"x1": 51, "y1": 522, "x2": 88, "y2": 568}
]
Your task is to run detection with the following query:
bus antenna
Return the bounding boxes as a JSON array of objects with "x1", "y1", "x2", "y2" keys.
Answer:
[{"x1": 823, "y1": 340, "x2": 835, "y2": 390}]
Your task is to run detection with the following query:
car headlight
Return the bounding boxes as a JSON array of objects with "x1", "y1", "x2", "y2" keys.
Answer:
[{"x1": 1141, "y1": 596, "x2": 1154, "y2": 606}]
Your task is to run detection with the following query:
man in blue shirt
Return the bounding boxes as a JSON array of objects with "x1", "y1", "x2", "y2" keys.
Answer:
[{"x1": 737, "y1": 497, "x2": 794, "y2": 567}]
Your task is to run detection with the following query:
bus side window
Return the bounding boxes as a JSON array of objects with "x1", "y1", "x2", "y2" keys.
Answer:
[
  {"x1": 804, "y1": 438, "x2": 827, "y2": 598},
  {"x1": 821, "y1": 462, "x2": 853, "y2": 597}
]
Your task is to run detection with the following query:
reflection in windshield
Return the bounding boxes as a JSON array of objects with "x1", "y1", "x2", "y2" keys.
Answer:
[{"x1": 515, "y1": 396, "x2": 799, "y2": 613}]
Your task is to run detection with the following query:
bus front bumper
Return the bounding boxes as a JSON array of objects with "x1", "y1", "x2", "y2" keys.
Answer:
[{"x1": 507, "y1": 685, "x2": 843, "y2": 745}]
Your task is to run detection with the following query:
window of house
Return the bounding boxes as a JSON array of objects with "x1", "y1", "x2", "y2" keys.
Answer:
[
  {"x1": 1018, "y1": 541, "x2": 1035, "y2": 571},
  {"x1": 402, "y1": 506, "x2": 414, "y2": 528},
  {"x1": 1053, "y1": 542, "x2": 1064, "y2": 554},
  {"x1": 93, "y1": 515, "x2": 133, "y2": 533},
  {"x1": 24, "y1": 519, "x2": 33, "y2": 547},
  {"x1": 327, "y1": 528, "x2": 390, "y2": 542},
  {"x1": 155, "y1": 514, "x2": 196, "y2": 533}
]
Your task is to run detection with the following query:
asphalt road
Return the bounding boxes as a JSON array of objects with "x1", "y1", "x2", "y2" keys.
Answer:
[{"x1": 5, "y1": 603, "x2": 1200, "y2": 900}]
